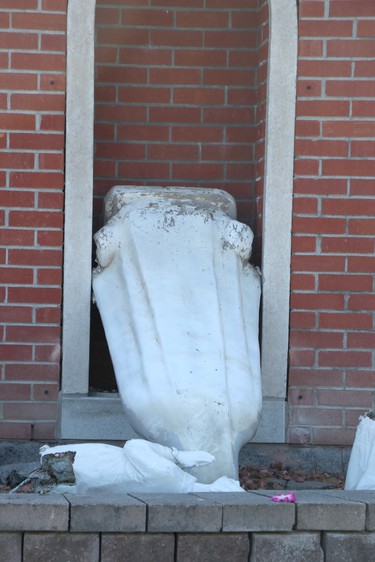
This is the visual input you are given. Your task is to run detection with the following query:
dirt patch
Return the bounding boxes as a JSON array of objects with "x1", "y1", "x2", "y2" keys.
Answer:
[{"x1": 239, "y1": 462, "x2": 345, "y2": 491}]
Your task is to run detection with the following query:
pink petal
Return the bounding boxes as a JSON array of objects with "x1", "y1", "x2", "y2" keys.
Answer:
[{"x1": 271, "y1": 492, "x2": 296, "y2": 503}]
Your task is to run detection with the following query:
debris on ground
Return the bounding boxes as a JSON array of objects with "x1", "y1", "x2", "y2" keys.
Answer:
[{"x1": 239, "y1": 462, "x2": 345, "y2": 491}]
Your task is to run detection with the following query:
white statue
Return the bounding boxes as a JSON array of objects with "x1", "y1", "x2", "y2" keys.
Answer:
[
  {"x1": 40, "y1": 440, "x2": 244, "y2": 494},
  {"x1": 93, "y1": 187, "x2": 262, "y2": 483}
]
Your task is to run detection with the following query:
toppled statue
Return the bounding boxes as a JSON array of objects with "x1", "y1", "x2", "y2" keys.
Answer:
[
  {"x1": 39, "y1": 440, "x2": 244, "y2": 494},
  {"x1": 345, "y1": 410, "x2": 375, "y2": 490},
  {"x1": 93, "y1": 187, "x2": 262, "y2": 483}
]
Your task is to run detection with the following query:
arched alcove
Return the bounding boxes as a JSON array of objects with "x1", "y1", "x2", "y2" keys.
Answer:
[{"x1": 59, "y1": 0, "x2": 297, "y2": 442}]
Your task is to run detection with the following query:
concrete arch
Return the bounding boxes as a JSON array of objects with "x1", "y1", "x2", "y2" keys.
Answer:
[{"x1": 60, "y1": 0, "x2": 298, "y2": 442}]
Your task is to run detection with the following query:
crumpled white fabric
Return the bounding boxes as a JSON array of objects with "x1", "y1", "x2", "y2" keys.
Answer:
[
  {"x1": 40, "y1": 439, "x2": 244, "y2": 494},
  {"x1": 345, "y1": 414, "x2": 375, "y2": 490}
]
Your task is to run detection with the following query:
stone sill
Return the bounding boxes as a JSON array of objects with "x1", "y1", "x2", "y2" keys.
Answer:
[{"x1": 1, "y1": 490, "x2": 375, "y2": 561}]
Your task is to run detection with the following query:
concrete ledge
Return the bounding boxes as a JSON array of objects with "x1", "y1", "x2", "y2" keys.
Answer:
[{"x1": 0, "y1": 491, "x2": 375, "y2": 561}]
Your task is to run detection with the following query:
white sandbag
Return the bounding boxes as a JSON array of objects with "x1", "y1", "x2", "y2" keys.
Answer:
[{"x1": 345, "y1": 412, "x2": 375, "y2": 490}]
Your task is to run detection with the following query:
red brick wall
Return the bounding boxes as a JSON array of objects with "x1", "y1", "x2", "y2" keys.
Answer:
[
  {"x1": 0, "y1": 0, "x2": 67, "y2": 439},
  {"x1": 288, "y1": 0, "x2": 375, "y2": 445}
]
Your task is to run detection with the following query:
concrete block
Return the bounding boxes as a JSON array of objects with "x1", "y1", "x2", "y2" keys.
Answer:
[
  {"x1": 294, "y1": 491, "x2": 366, "y2": 531},
  {"x1": 317, "y1": 489, "x2": 375, "y2": 531},
  {"x1": 177, "y1": 533, "x2": 250, "y2": 562},
  {"x1": 0, "y1": 494, "x2": 69, "y2": 531},
  {"x1": 68, "y1": 493, "x2": 146, "y2": 532},
  {"x1": 323, "y1": 532, "x2": 375, "y2": 562},
  {"x1": 250, "y1": 532, "x2": 323, "y2": 562},
  {"x1": 23, "y1": 532, "x2": 99, "y2": 562},
  {"x1": 101, "y1": 533, "x2": 175, "y2": 562},
  {"x1": 193, "y1": 492, "x2": 295, "y2": 532},
  {"x1": 129, "y1": 493, "x2": 222, "y2": 532},
  {"x1": 251, "y1": 490, "x2": 366, "y2": 531},
  {"x1": 0, "y1": 533, "x2": 22, "y2": 562}
]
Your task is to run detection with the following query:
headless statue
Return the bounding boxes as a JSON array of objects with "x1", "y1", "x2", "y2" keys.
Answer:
[{"x1": 93, "y1": 187, "x2": 262, "y2": 483}]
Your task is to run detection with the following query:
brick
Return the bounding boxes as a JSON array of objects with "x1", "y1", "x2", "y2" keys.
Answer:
[
  {"x1": 6, "y1": 326, "x2": 60, "y2": 344},
  {"x1": 10, "y1": 172, "x2": 64, "y2": 189},
  {"x1": 12, "y1": 12, "x2": 66, "y2": 31},
  {"x1": 3, "y1": 402, "x2": 58, "y2": 421},
  {"x1": 40, "y1": 34, "x2": 66, "y2": 52},
  {"x1": 294, "y1": 159, "x2": 320, "y2": 176},
  {"x1": 348, "y1": 332, "x2": 375, "y2": 349},
  {"x1": 0, "y1": 73, "x2": 37, "y2": 91},
  {"x1": 39, "y1": 153, "x2": 64, "y2": 171},
  {"x1": 23, "y1": 533, "x2": 99, "y2": 562},
  {"x1": 96, "y1": 65, "x2": 147, "y2": 84},
  {"x1": 172, "y1": 126, "x2": 224, "y2": 143},
  {"x1": 297, "y1": 79, "x2": 322, "y2": 98},
  {"x1": 0, "y1": 344, "x2": 33, "y2": 362},
  {"x1": 319, "y1": 274, "x2": 373, "y2": 293},
  {"x1": 290, "y1": 311, "x2": 316, "y2": 330},
  {"x1": 321, "y1": 236, "x2": 374, "y2": 254},
  {"x1": 177, "y1": 533, "x2": 250, "y2": 562},
  {"x1": 295, "y1": 139, "x2": 348, "y2": 157},
  {"x1": 7, "y1": 287, "x2": 62, "y2": 305},
  {"x1": 35, "y1": 306, "x2": 61, "y2": 322},
  {"x1": 148, "y1": 144, "x2": 199, "y2": 161},
  {"x1": 97, "y1": 27, "x2": 149, "y2": 46},
  {"x1": 118, "y1": 161, "x2": 169, "y2": 179},
  {"x1": 96, "y1": 7, "x2": 121, "y2": 25},
  {"x1": 0, "y1": 533, "x2": 22, "y2": 562},
  {"x1": 32, "y1": 383, "x2": 59, "y2": 401},
  {"x1": 290, "y1": 407, "x2": 343, "y2": 427},
  {"x1": 294, "y1": 178, "x2": 347, "y2": 196},
  {"x1": 119, "y1": 47, "x2": 172, "y2": 66},
  {"x1": 292, "y1": 217, "x2": 346, "y2": 235},
  {"x1": 96, "y1": 104, "x2": 146, "y2": 122},
  {"x1": 291, "y1": 292, "x2": 344, "y2": 312},
  {"x1": 319, "y1": 312, "x2": 372, "y2": 330},
  {"x1": 348, "y1": 256, "x2": 375, "y2": 273},
  {"x1": 327, "y1": 80, "x2": 375, "y2": 98},
  {"x1": 251, "y1": 532, "x2": 323, "y2": 562},
  {"x1": 10, "y1": 133, "x2": 64, "y2": 151},
  {"x1": 150, "y1": 29, "x2": 203, "y2": 47},
  {"x1": 347, "y1": 371, "x2": 375, "y2": 389},
  {"x1": 201, "y1": 144, "x2": 252, "y2": 161},
  {"x1": 357, "y1": 20, "x2": 375, "y2": 38},
  {"x1": 9, "y1": 211, "x2": 63, "y2": 229},
  {"x1": 0, "y1": 306, "x2": 32, "y2": 323},
  {"x1": 348, "y1": 294, "x2": 375, "y2": 311},
  {"x1": 5, "y1": 363, "x2": 60, "y2": 381},
  {"x1": 11, "y1": 53, "x2": 65, "y2": 72},
  {"x1": 121, "y1": 8, "x2": 174, "y2": 27},
  {"x1": 352, "y1": 139, "x2": 375, "y2": 156},
  {"x1": 290, "y1": 330, "x2": 343, "y2": 349},
  {"x1": 318, "y1": 351, "x2": 372, "y2": 368},
  {"x1": 293, "y1": 197, "x2": 318, "y2": 215},
  {"x1": 298, "y1": 41, "x2": 323, "y2": 58},
  {"x1": 299, "y1": 20, "x2": 353, "y2": 37},
  {"x1": 204, "y1": 68, "x2": 255, "y2": 87},
  {"x1": 130, "y1": 493, "x2": 222, "y2": 532},
  {"x1": 299, "y1": 60, "x2": 351, "y2": 78},
  {"x1": 355, "y1": 61, "x2": 375, "y2": 78},
  {"x1": 173, "y1": 163, "x2": 223, "y2": 179},
  {"x1": 8, "y1": 249, "x2": 62, "y2": 267},
  {"x1": 289, "y1": 349, "x2": 315, "y2": 367},
  {"x1": 1, "y1": 152, "x2": 34, "y2": 171},
  {"x1": 150, "y1": 67, "x2": 201, "y2": 85},
  {"x1": 95, "y1": 142, "x2": 145, "y2": 161},
  {"x1": 323, "y1": 532, "x2": 375, "y2": 561},
  {"x1": 299, "y1": 0, "x2": 324, "y2": 19},
  {"x1": 349, "y1": 219, "x2": 375, "y2": 235},
  {"x1": 289, "y1": 369, "x2": 343, "y2": 388},
  {"x1": 0, "y1": 267, "x2": 33, "y2": 284},
  {"x1": 229, "y1": 50, "x2": 258, "y2": 67},
  {"x1": 294, "y1": 490, "x2": 366, "y2": 530},
  {"x1": 69, "y1": 495, "x2": 146, "y2": 532},
  {"x1": 151, "y1": 0, "x2": 202, "y2": 6},
  {"x1": 228, "y1": 89, "x2": 257, "y2": 105},
  {"x1": 176, "y1": 10, "x2": 228, "y2": 28},
  {"x1": 297, "y1": 100, "x2": 349, "y2": 117},
  {"x1": 328, "y1": 39, "x2": 375, "y2": 58},
  {"x1": 0, "y1": 383, "x2": 31, "y2": 401},
  {"x1": 102, "y1": 534, "x2": 174, "y2": 562},
  {"x1": 324, "y1": 120, "x2": 375, "y2": 137},
  {"x1": 292, "y1": 236, "x2": 317, "y2": 253},
  {"x1": 0, "y1": 189, "x2": 34, "y2": 208},
  {"x1": 295, "y1": 119, "x2": 321, "y2": 137},
  {"x1": 38, "y1": 192, "x2": 63, "y2": 210},
  {"x1": 203, "y1": 107, "x2": 254, "y2": 124},
  {"x1": 290, "y1": 273, "x2": 316, "y2": 291},
  {"x1": 0, "y1": 495, "x2": 69, "y2": 531},
  {"x1": 0, "y1": 422, "x2": 32, "y2": 440},
  {"x1": 329, "y1": 1, "x2": 375, "y2": 17},
  {"x1": 0, "y1": 32, "x2": 38, "y2": 50},
  {"x1": 118, "y1": 86, "x2": 170, "y2": 104},
  {"x1": 11, "y1": 93, "x2": 65, "y2": 112},
  {"x1": 149, "y1": 107, "x2": 201, "y2": 123},
  {"x1": 288, "y1": 387, "x2": 315, "y2": 406}
]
